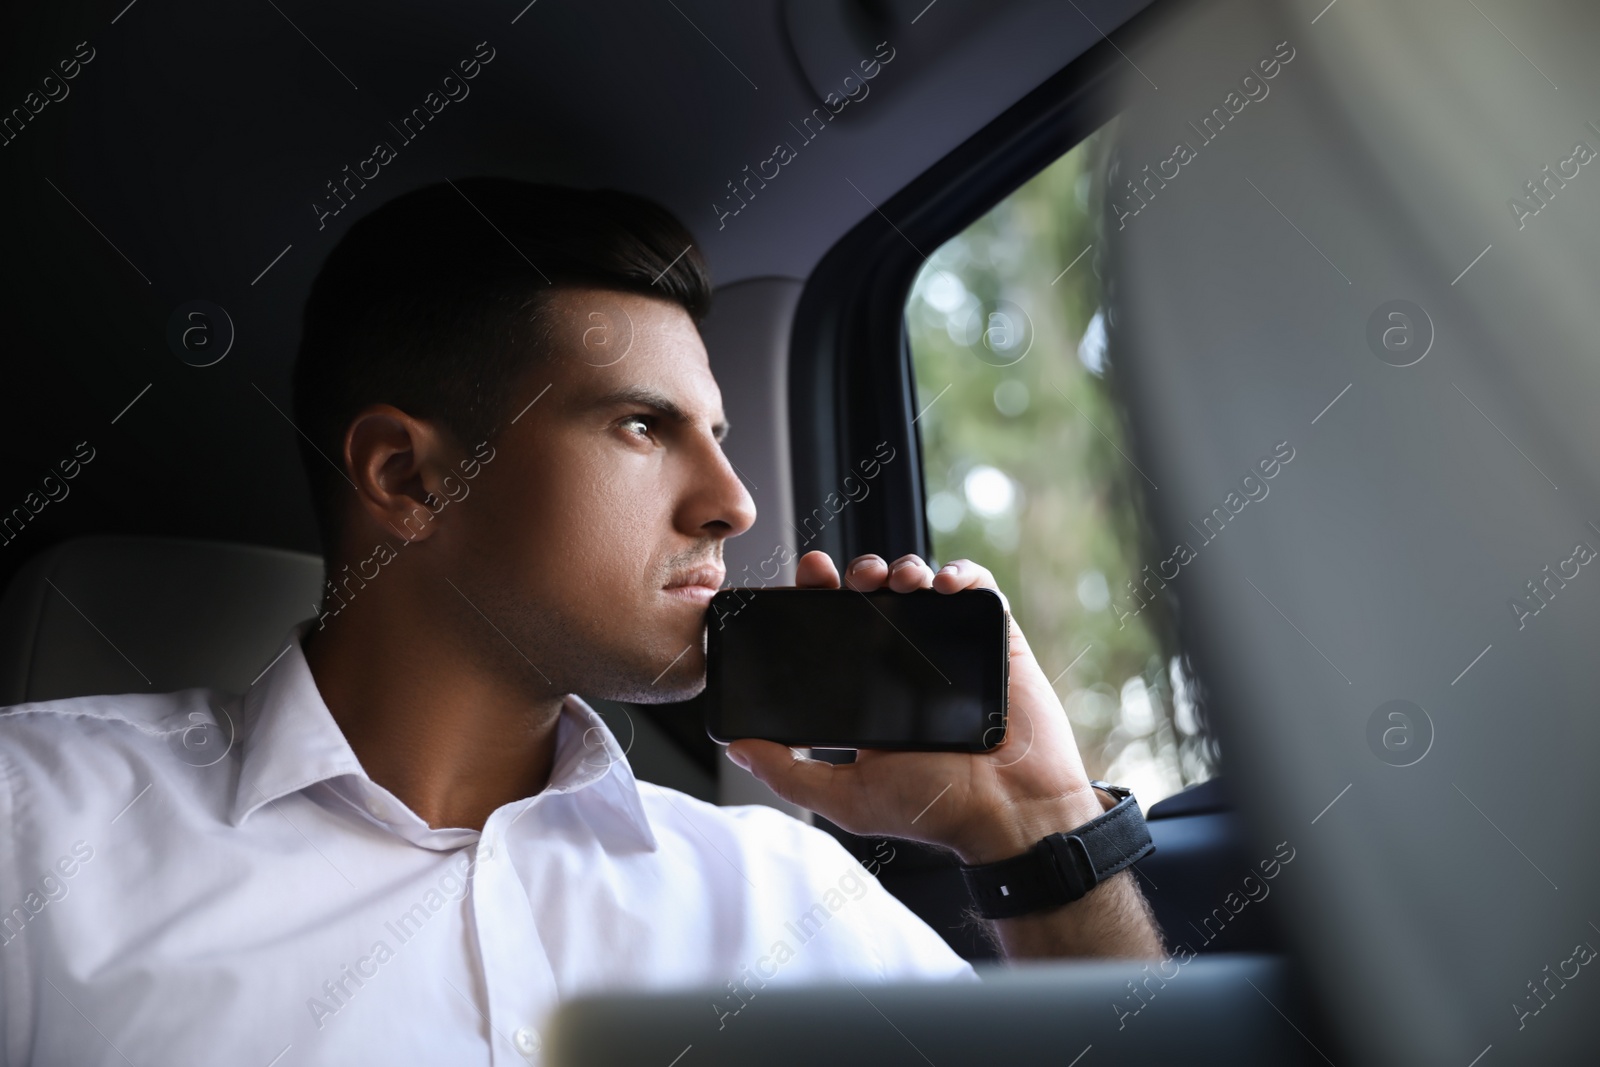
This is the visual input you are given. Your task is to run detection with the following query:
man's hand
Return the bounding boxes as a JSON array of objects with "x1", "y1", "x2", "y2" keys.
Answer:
[{"x1": 722, "y1": 550, "x2": 1165, "y2": 959}]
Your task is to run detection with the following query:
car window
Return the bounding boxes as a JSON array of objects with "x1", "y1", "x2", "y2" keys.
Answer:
[{"x1": 906, "y1": 122, "x2": 1215, "y2": 806}]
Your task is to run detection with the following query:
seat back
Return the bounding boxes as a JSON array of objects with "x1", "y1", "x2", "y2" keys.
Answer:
[{"x1": 0, "y1": 535, "x2": 325, "y2": 706}]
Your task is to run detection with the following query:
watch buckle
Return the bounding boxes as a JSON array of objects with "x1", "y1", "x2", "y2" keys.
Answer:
[
  {"x1": 1089, "y1": 779, "x2": 1132, "y2": 803},
  {"x1": 1042, "y1": 830, "x2": 1098, "y2": 896}
]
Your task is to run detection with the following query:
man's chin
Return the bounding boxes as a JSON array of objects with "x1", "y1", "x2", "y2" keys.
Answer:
[
  {"x1": 594, "y1": 641, "x2": 708, "y2": 703},
  {"x1": 595, "y1": 669, "x2": 706, "y2": 705},
  {"x1": 624, "y1": 671, "x2": 707, "y2": 705}
]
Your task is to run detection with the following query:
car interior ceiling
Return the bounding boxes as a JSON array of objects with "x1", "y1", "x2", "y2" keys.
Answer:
[{"x1": 4, "y1": 0, "x2": 1597, "y2": 1062}]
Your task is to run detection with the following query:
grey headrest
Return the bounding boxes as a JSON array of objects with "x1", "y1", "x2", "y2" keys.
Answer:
[{"x1": 0, "y1": 536, "x2": 324, "y2": 706}]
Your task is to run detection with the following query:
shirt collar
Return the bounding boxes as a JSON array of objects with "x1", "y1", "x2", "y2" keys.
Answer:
[{"x1": 228, "y1": 619, "x2": 659, "y2": 852}]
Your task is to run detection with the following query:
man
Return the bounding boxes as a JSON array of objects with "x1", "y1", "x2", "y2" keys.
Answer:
[{"x1": 0, "y1": 179, "x2": 1161, "y2": 1065}]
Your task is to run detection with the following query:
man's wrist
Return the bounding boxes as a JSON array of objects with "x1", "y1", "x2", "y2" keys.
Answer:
[{"x1": 952, "y1": 787, "x2": 1109, "y2": 866}]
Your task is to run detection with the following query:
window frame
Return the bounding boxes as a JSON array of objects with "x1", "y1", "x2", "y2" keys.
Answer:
[{"x1": 786, "y1": 0, "x2": 1176, "y2": 568}]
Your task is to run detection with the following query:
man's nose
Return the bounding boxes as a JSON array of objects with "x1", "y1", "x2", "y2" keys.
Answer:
[{"x1": 692, "y1": 439, "x2": 757, "y2": 540}]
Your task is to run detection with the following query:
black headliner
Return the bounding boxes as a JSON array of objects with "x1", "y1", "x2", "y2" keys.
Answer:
[{"x1": 0, "y1": 0, "x2": 1148, "y2": 584}]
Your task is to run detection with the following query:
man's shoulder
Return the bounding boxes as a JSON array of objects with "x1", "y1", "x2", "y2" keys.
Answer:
[
  {"x1": 0, "y1": 687, "x2": 217, "y2": 734},
  {"x1": 634, "y1": 781, "x2": 843, "y2": 853},
  {"x1": 633, "y1": 782, "x2": 981, "y2": 981},
  {"x1": 0, "y1": 688, "x2": 226, "y2": 779},
  {"x1": 636, "y1": 783, "x2": 832, "y2": 844}
]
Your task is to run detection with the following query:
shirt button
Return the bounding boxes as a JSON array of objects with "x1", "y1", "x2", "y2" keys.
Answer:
[
  {"x1": 514, "y1": 1027, "x2": 540, "y2": 1058},
  {"x1": 365, "y1": 795, "x2": 390, "y2": 820},
  {"x1": 480, "y1": 840, "x2": 495, "y2": 861}
]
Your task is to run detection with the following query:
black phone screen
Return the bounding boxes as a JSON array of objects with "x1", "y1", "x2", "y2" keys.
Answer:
[{"x1": 703, "y1": 587, "x2": 1008, "y2": 751}]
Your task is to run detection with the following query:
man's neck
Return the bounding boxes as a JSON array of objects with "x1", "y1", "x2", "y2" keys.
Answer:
[{"x1": 300, "y1": 594, "x2": 567, "y2": 832}]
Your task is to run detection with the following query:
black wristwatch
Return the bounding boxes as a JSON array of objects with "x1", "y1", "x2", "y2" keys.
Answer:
[{"x1": 958, "y1": 781, "x2": 1155, "y2": 920}]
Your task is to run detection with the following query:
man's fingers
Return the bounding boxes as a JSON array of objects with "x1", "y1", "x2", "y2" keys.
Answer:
[
  {"x1": 842, "y1": 554, "x2": 888, "y2": 591},
  {"x1": 723, "y1": 740, "x2": 856, "y2": 814},
  {"x1": 886, "y1": 554, "x2": 935, "y2": 592},
  {"x1": 932, "y1": 558, "x2": 1010, "y2": 611},
  {"x1": 794, "y1": 550, "x2": 841, "y2": 589},
  {"x1": 796, "y1": 553, "x2": 948, "y2": 593},
  {"x1": 931, "y1": 557, "x2": 993, "y2": 590}
]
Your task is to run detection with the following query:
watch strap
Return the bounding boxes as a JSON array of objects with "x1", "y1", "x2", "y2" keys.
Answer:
[{"x1": 958, "y1": 783, "x2": 1155, "y2": 920}]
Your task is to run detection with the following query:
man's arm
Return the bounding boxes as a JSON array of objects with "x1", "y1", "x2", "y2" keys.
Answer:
[
  {"x1": 723, "y1": 551, "x2": 1167, "y2": 962},
  {"x1": 979, "y1": 871, "x2": 1163, "y2": 959},
  {"x1": 951, "y1": 796, "x2": 1165, "y2": 960}
]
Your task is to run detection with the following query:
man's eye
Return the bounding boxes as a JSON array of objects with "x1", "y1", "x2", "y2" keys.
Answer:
[{"x1": 621, "y1": 414, "x2": 654, "y2": 437}]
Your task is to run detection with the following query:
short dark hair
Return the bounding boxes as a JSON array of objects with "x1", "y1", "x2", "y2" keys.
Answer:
[{"x1": 292, "y1": 178, "x2": 712, "y2": 557}]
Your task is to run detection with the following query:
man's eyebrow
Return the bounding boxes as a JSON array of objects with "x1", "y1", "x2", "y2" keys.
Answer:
[{"x1": 590, "y1": 386, "x2": 730, "y2": 441}]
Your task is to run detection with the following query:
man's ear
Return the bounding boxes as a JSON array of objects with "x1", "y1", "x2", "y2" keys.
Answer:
[{"x1": 341, "y1": 404, "x2": 461, "y2": 545}]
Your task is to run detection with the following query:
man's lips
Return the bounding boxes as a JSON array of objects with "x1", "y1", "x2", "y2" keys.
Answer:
[
  {"x1": 662, "y1": 585, "x2": 719, "y2": 606},
  {"x1": 663, "y1": 565, "x2": 725, "y2": 607}
]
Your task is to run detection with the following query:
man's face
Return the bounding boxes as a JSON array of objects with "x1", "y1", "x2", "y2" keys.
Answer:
[{"x1": 449, "y1": 286, "x2": 756, "y2": 702}]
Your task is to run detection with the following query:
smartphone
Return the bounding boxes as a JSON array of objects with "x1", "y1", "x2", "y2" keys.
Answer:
[{"x1": 703, "y1": 586, "x2": 1009, "y2": 751}]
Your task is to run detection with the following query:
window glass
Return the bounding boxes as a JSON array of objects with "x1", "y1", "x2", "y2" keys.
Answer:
[{"x1": 906, "y1": 122, "x2": 1216, "y2": 805}]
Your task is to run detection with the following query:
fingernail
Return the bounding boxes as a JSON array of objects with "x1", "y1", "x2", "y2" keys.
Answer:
[
  {"x1": 938, "y1": 563, "x2": 957, "y2": 574},
  {"x1": 891, "y1": 559, "x2": 914, "y2": 573},
  {"x1": 848, "y1": 558, "x2": 868, "y2": 573},
  {"x1": 725, "y1": 747, "x2": 751, "y2": 771}
]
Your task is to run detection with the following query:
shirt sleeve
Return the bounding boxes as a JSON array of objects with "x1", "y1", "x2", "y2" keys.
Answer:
[
  {"x1": 802, "y1": 823, "x2": 983, "y2": 983},
  {"x1": 0, "y1": 741, "x2": 21, "y2": 1067},
  {"x1": 858, "y1": 872, "x2": 983, "y2": 982}
]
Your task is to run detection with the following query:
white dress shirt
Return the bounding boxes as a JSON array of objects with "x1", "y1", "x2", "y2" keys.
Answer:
[{"x1": 0, "y1": 619, "x2": 978, "y2": 1067}]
